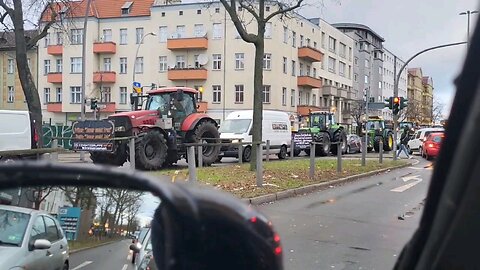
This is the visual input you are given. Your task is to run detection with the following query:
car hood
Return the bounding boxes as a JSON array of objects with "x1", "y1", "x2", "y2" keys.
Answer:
[{"x1": 0, "y1": 246, "x2": 24, "y2": 268}]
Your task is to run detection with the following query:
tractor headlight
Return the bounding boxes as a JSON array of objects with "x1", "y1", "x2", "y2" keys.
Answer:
[{"x1": 115, "y1": 126, "x2": 126, "y2": 132}]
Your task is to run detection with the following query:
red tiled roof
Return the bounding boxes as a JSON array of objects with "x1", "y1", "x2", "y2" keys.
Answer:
[{"x1": 41, "y1": 0, "x2": 154, "y2": 22}]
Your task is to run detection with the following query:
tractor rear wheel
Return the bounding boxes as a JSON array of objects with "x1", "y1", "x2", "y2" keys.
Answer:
[
  {"x1": 187, "y1": 121, "x2": 220, "y2": 166},
  {"x1": 331, "y1": 131, "x2": 347, "y2": 155},
  {"x1": 315, "y1": 132, "x2": 331, "y2": 156},
  {"x1": 135, "y1": 130, "x2": 167, "y2": 170},
  {"x1": 383, "y1": 132, "x2": 394, "y2": 151}
]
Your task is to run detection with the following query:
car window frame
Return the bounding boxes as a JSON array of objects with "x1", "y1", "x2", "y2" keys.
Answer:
[
  {"x1": 42, "y1": 215, "x2": 61, "y2": 243},
  {"x1": 29, "y1": 215, "x2": 47, "y2": 243}
]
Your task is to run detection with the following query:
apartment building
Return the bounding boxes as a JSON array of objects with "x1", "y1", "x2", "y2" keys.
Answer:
[
  {"x1": 407, "y1": 68, "x2": 434, "y2": 125},
  {"x1": 39, "y1": 0, "x2": 354, "y2": 127},
  {"x1": 381, "y1": 48, "x2": 407, "y2": 120},
  {"x1": 0, "y1": 31, "x2": 38, "y2": 110}
]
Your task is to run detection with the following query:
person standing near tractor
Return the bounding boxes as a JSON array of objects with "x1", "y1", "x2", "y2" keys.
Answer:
[{"x1": 397, "y1": 127, "x2": 412, "y2": 159}]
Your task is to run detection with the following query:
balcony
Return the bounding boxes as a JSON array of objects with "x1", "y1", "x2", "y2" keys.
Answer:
[
  {"x1": 297, "y1": 76, "x2": 322, "y2": 88},
  {"x1": 93, "y1": 42, "x2": 117, "y2": 54},
  {"x1": 321, "y1": 85, "x2": 338, "y2": 96},
  {"x1": 47, "y1": 102, "x2": 62, "y2": 112},
  {"x1": 167, "y1": 37, "x2": 208, "y2": 50},
  {"x1": 338, "y1": 88, "x2": 348, "y2": 99},
  {"x1": 98, "y1": 102, "x2": 116, "y2": 113},
  {"x1": 93, "y1": 71, "x2": 116, "y2": 83},
  {"x1": 298, "y1": 46, "x2": 323, "y2": 62},
  {"x1": 47, "y1": 45, "x2": 63, "y2": 55},
  {"x1": 47, "y1": 72, "x2": 63, "y2": 84},
  {"x1": 197, "y1": 101, "x2": 208, "y2": 113},
  {"x1": 168, "y1": 68, "x2": 207, "y2": 80}
]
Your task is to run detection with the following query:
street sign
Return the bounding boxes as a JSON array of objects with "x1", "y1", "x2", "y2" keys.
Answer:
[
  {"x1": 133, "y1": 82, "x2": 141, "y2": 88},
  {"x1": 368, "y1": 102, "x2": 390, "y2": 110},
  {"x1": 58, "y1": 207, "x2": 81, "y2": 241}
]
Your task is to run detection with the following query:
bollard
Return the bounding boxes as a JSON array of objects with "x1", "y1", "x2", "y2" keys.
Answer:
[
  {"x1": 197, "y1": 145, "x2": 203, "y2": 168},
  {"x1": 361, "y1": 136, "x2": 367, "y2": 167},
  {"x1": 256, "y1": 142, "x2": 263, "y2": 187},
  {"x1": 80, "y1": 152, "x2": 85, "y2": 162},
  {"x1": 51, "y1": 139, "x2": 59, "y2": 161},
  {"x1": 337, "y1": 142, "x2": 342, "y2": 173},
  {"x1": 238, "y1": 142, "x2": 243, "y2": 164},
  {"x1": 129, "y1": 137, "x2": 136, "y2": 170},
  {"x1": 309, "y1": 142, "x2": 315, "y2": 179},
  {"x1": 290, "y1": 139, "x2": 295, "y2": 158},
  {"x1": 187, "y1": 146, "x2": 197, "y2": 182},
  {"x1": 266, "y1": 140, "x2": 270, "y2": 162},
  {"x1": 379, "y1": 140, "x2": 383, "y2": 164}
]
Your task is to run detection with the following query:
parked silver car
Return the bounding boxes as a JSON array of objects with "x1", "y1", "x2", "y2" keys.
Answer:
[{"x1": 0, "y1": 205, "x2": 69, "y2": 270}]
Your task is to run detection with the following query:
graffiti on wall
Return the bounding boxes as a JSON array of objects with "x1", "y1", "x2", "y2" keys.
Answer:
[{"x1": 42, "y1": 124, "x2": 73, "y2": 149}]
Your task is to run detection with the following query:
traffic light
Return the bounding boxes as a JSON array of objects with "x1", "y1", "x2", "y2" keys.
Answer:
[
  {"x1": 400, "y1": 97, "x2": 408, "y2": 110},
  {"x1": 392, "y1": 96, "x2": 400, "y2": 115},
  {"x1": 385, "y1": 97, "x2": 393, "y2": 109},
  {"x1": 90, "y1": 98, "x2": 98, "y2": 110}
]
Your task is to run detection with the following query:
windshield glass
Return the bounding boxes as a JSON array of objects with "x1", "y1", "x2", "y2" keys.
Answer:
[
  {"x1": 367, "y1": 121, "x2": 384, "y2": 130},
  {"x1": 0, "y1": 209, "x2": 30, "y2": 246},
  {"x1": 219, "y1": 119, "x2": 251, "y2": 134},
  {"x1": 146, "y1": 94, "x2": 170, "y2": 112},
  {"x1": 310, "y1": 114, "x2": 326, "y2": 128}
]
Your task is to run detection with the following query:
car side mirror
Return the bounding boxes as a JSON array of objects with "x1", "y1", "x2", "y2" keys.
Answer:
[
  {"x1": 130, "y1": 243, "x2": 141, "y2": 253},
  {"x1": 33, "y1": 239, "x2": 52, "y2": 250}
]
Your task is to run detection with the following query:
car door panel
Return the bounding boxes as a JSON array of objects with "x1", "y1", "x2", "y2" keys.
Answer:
[
  {"x1": 25, "y1": 216, "x2": 49, "y2": 270},
  {"x1": 43, "y1": 216, "x2": 63, "y2": 269}
]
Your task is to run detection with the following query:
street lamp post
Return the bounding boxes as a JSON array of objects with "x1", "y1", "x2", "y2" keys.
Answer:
[
  {"x1": 132, "y1": 32, "x2": 156, "y2": 86},
  {"x1": 459, "y1": 10, "x2": 478, "y2": 47}
]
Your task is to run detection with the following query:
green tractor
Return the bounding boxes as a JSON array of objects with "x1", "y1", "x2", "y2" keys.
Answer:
[
  {"x1": 293, "y1": 111, "x2": 347, "y2": 156},
  {"x1": 364, "y1": 116, "x2": 394, "y2": 152}
]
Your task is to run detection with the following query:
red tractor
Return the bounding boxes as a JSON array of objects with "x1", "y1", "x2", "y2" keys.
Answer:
[{"x1": 72, "y1": 87, "x2": 220, "y2": 170}]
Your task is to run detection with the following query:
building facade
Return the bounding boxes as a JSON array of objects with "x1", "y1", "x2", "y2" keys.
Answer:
[
  {"x1": 0, "y1": 31, "x2": 38, "y2": 111},
  {"x1": 38, "y1": 0, "x2": 355, "y2": 128},
  {"x1": 381, "y1": 48, "x2": 407, "y2": 120},
  {"x1": 407, "y1": 68, "x2": 433, "y2": 125}
]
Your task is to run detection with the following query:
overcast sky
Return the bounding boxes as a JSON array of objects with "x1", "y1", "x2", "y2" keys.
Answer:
[{"x1": 300, "y1": 0, "x2": 478, "y2": 115}]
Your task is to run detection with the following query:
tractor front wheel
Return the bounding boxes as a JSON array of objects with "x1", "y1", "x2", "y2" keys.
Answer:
[
  {"x1": 135, "y1": 130, "x2": 168, "y2": 170},
  {"x1": 187, "y1": 121, "x2": 221, "y2": 166},
  {"x1": 315, "y1": 133, "x2": 331, "y2": 156},
  {"x1": 331, "y1": 131, "x2": 347, "y2": 155},
  {"x1": 383, "y1": 132, "x2": 394, "y2": 151},
  {"x1": 373, "y1": 136, "x2": 383, "y2": 152}
]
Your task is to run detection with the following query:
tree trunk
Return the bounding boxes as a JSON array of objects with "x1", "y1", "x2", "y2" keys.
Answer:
[
  {"x1": 249, "y1": 28, "x2": 265, "y2": 171},
  {"x1": 12, "y1": 1, "x2": 43, "y2": 147}
]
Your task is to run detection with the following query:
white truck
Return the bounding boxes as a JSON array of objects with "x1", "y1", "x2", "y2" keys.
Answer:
[
  {"x1": 218, "y1": 110, "x2": 291, "y2": 162},
  {"x1": 0, "y1": 110, "x2": 39, "y2": 160}
]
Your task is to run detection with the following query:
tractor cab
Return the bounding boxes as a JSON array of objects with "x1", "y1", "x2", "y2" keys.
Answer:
[{"x1": 304, "y1": 111, "x2": 335, "y2": 131}]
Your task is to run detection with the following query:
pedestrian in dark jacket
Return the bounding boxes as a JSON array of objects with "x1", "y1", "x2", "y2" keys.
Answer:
[{"x1": 397, "y1": 127, "x2": 412, "y2": 159}]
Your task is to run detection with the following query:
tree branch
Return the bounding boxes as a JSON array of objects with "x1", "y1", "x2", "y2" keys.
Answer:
[
  {"x1": 266, "y1": 0, "x2": 304, "y2": 22},
  {"x1": 0, "y1": 0, "x2": 13, "y2": 16},
  {"x1": 220, "y1": 0, "x2": 257, "y2": 43},
  {"x1": 26, "y1": 4, "x2": 57, "y2": 50},
  {"x1": 238, "y1": 0, "x2": 259, "y2": 21}
]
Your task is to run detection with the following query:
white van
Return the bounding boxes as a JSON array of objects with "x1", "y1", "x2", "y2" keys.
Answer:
[
  {"x1": 0, "y1": 110, "x2": 36, "y2": 153},
  {"x1": 218, "y1": 110, "x2": 291, "y2": 162}
]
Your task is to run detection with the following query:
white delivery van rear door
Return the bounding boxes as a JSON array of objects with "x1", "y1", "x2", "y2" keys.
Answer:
[{"x1": 0, "y1": 110, "x2": 32, "y2": 151}]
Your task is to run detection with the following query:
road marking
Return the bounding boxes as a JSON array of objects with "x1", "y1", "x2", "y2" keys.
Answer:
[
  {"x1": 402, "y1": 175, "x2": 422, "y2": 182},
  {"x1": 71, "y1": 261, "x2": 93, "y2": 270},
  {"x1": 391, "y1": 179, "x2": 423, "y2": 192},
  {"x1": 121, "y1": 264, "x2": 128, "y2": 270}
]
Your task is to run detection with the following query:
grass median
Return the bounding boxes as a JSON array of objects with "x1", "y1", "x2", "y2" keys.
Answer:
[
  {"x1": 151, "y1": 159, "x2": 409, "y2": 198},
  {"x1": 68, "y1": 237, "x2": 123, "y2": 252}
]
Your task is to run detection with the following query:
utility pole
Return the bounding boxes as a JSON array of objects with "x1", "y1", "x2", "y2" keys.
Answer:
[
  {"x1": 80, "y1": 0, "x2": 92, "y2": 162},
  {"x1": 459, "y1": 10, "x2": 478, "y2": 47},
  {"x1": 393, "y1": 55, "x2": 398, "y2": 160}
]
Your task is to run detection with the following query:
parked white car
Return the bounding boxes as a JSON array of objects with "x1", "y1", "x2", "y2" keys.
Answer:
[
  {"x1": 407, "y1": 128, "x2": 444, "y2": 153},
  {"x1": 0, "y1": 205, "x2": 70, "y2": 270}
]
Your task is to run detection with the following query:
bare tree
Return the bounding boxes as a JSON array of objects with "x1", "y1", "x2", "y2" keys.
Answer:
[
  {"x1": 25, "y1": 186, "x2": 54, "y2": 210},
  {"x1": 432, "y1": 98, "x2": 445, "y2": 125},
  {"x1": 218, "y1": 0, "x2": 304, "y2": 170},
  {"x1": 399, "y1": 99, "x2": 423, "y2": 125},
  {"x1": 344, "y1": 100, "x2": 364, "y2": 135}
]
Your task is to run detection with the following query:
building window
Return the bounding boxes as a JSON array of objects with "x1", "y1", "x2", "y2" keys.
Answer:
[
  {"x1": 321, "y1": 32, "x2": 326, "y2": 48},
  {"x1": 101, "y1": 87, "x2": 111, "y2": 103},
  {"x1": 71, "y1": 29, "x2": 83, "y2": 44},
  {"x1": 305, "y1": 93, "x2": 310, "y2": 105},
  {"x1": 213, "y1": 54, "x2": 222, "y2": 70},
  {"x1": 314, "y1": 41, "x2": 317, "y2": 49},
  {"x1": 328, "y1": 57, "x2": 336, "y2": 73},
  {"x1": 299, "y1": 63, "x2": 304, "y2": 76},
  {"x1": 179, "y1": 10, "x2": 183, "y2": 15},
  {"x1": 339, "y1": 61, "x2": 346, "y2": 77},
  {"x1": 282, "y1": 57, "x2": 287, "y2": 74},
  {"x1": 265, "y1": 22, "x2": 272, "y2": 38},
  {"x1": 175, "y1": 25, "x2": 186, "y2": 38},
  {"x1": 197, "y1": 9, "x2": 202, "y2": 14},
  {"x1": 292, "y1": 31, "x2": 296, "y2": 47},
  {"x1": 159, "y1": 56, "x2": 167, "y2": 72},
  {"x1": 213, "y1": 85, "x2": 221, "y2": 103},
  {"x1": 306, "y1": 65, "x2": 310, "y2": 76},
  {"x1": 194, "y1": 24, "x2": 205, "y2": 37},
  {"x1": 44, "y1": 33, "x2": 50, "y2": 47},
  {"x1": 364, "y1": 75, "x2": 369, "y2": 84},
  {"x1": 313, "y1": 67, "x2": 317, "y2": 78},
  {"x1": 194, "y1": 55, "x2": 200, "y2": 68},
  {"x1": 312, "y1": 94, "x2": 316, "y2": 106},
  {"x1": 103, "y1": 58, "x2": 111, "y2": 72},
  {"x1": 235, "y1": 85, "x2": 244, "y2": 103},
  {"x1": 348, "y1": 65, "x2": 352, "y2": 79},
  {"x1": 354, "y1": 57, "x2": 358, "y2": 66},
  {"x1": 159, "y1": 26, "x2": 168, "y2": 42},
  {"x1": 56, "y1": 87, "x2": 62, "y2": 102},
  {"x1": 7, "y1": 59, "x2": 14, "y2": 74},
  {"x1": 70, "y1": 86, "x2": 82, "y2": 103},
  {"x1": 290, "y1": 89, "x2": 295, "y2": 107},
  {"x1": 291, "y1": 60, "x2": 296, "y2": 76},
  {"x1": 120, "y1": 29, "x2": 127, "y2": 44},
  {"x1": 263, "y1": 53, "x2": 271, "y2": 70},
  {"x1": 339, "y1": 43, "x2": 346, "y2": 58},
  {"x1": 235, "y1": 53, "x2": 245, "y2": 70},
  {"x1": 282, "y1": 87, "x2": 287, "y2": 106},
  {"x1": 328, "y1": 36, "x2": 336, "y2": 53},
  {"x1": 44, "y1": 88, "x2": 51, "y2": 104},
  {"x1": 120, "y1": 57, "x2": 127, "y2": 74},
  {"x1": 266, "y1": 6, "x2": 270, "y2": 11},
  {"x1": 56, "y1": 31, "x2": 63, "y2": 45},
  {"x1": 300, "y1": 35, "x2": 304, "y2": 47},
  {"x1": 378, "y1": 81, "x2": 382, "y2": 89},
  {"x1": 215, "y1": 7, "x2": 220, "y2": 13},
  {"x1": 213, "y1": 23, "x2": 223, "y2": 39},
  {"x1": 70, "y1": 57, "x2": 82, "y2": 73},
  {"x1": 161, "y1": 12, "x2": 165, "y2": 17},
  {"x1": 283, "y1": 26, "x2": 288, "y2": 43},
  {"x1": 262, "y1": 85, "x2": 271, "y2": 103},
  {"x1": 120, "y1": 87, "x2": 128, "y2": 104},
  {"x1": 349, "y1": 47, "x2": 352, "y2": 60},
  {"x1": 365, "y1": 59, "x2": 370, "y2": 68},
  {"x1": 7, "y1": 86, "x2": 14, "y2": 103},
  {"x1": 102, "y1": 29, "x2": 112, "y2": 42},
  {"x1": 354, "y1": 73, "x2": 358, "y2": 82},
  {"x1": 44, "y1": 60, "x2": 51, "y2": 75},
  {"x1": 136, "y1": 27, "x2": 144, "y2": 44},
  {"x1": 56, "y1": 58, "x2": 62, "y2": 73},
  {"x1": 175, "y1": 55, "x2": 186, "y2": 69},
  {"x1": 135, "y1": 57, "x2": 144, "y2": 73}
]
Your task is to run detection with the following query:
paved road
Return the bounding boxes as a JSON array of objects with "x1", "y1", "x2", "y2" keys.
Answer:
[
  {"x1": 70, "y1": 239, "x2": 136, "y2": 270},
  {"x1": 258, "y1": 157, "x2": 432, "y2": 270}
]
